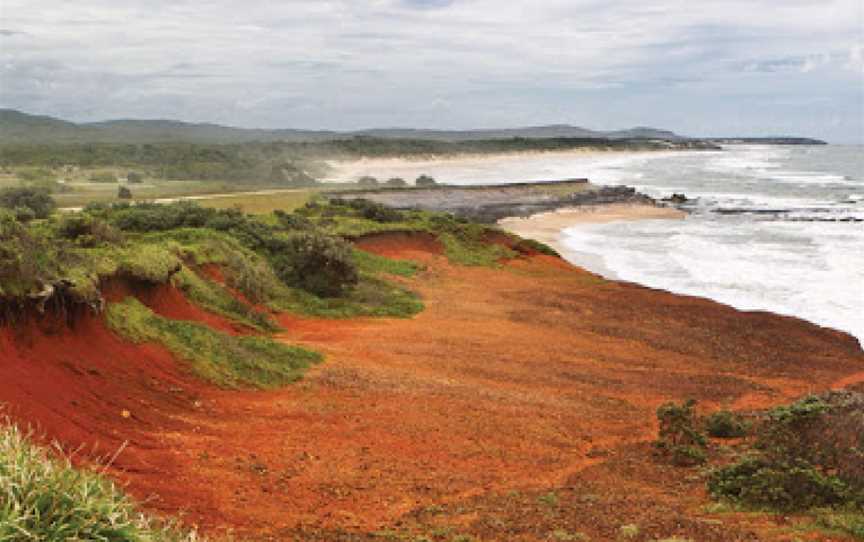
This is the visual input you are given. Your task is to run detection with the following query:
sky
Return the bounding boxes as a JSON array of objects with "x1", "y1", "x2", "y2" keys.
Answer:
[{"x1": 0, "y1": 0, "x2": 862, "y2": 142}]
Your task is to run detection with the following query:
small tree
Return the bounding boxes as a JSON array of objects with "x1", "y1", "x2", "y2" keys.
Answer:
[
  {"x1": 118, "y1": 186, "x2": 133, "y2": 200},
  {"x1": 0, "y1": 187, "x2": 56, "y2": 219},
  {"x1": 357, "y1": 176, "x2": 379, "y2": 187},
  {"x1": 127, "y1": 171, "x2": 144, "y2": 184},
  {"x1": 655, "y1": 399, "x2": 707, "y2": 466},
  {"x1": 415, "y1": 174, "x2": 437, "y2": 187},
  {"x1": 269, "y1": 231, "x2": 358, "y2": 297},
  {"x1": 385, "y1": 177, "x2": 407, "y2": 187}
]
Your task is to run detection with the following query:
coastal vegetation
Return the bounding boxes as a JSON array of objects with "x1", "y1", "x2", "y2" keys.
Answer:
[
  {"x1": 0, "y1": 136, "x2": 705, "y2": 189},
  {"x1": 708, "y1": 391, "x2": 864, "y2": 513},
  {"x1": 649, "y1": 393, "x2": 864, "y2": 540},
  {"x1": 0, "y1": 421, "x2": 201, "y2": 542},
  {"x1": 1, "y1": 169, "x2": 861, "y2": 541}
]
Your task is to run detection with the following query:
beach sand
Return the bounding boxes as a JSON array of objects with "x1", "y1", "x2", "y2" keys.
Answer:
[
  {"x1": 323, "y1": 148, "x2": 674, "y2": 184},
  {"x1": 498, "y1": 203, "x2": 685, "y2": 277}
]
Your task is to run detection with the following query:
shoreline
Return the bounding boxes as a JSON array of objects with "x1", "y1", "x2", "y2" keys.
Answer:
[
  {"x1": 322, "y1": 147, "x2": 697, "y2": 183},
  {"x1": 498, "y1": 203, "x2": 686, "y2": 277}
]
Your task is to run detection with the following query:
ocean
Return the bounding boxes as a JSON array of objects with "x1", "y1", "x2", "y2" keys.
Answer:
[
  {"x1": 333, "y1": 144, "x2": 864, "y2": 344},
  {"x1": 557, "y1": 145, "x2": 864, "y2": 346}
]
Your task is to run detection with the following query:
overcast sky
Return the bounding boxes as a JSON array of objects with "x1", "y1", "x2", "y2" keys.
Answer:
[{"x1": 1, "y1": 0, "x2": 862, "y2": 141}]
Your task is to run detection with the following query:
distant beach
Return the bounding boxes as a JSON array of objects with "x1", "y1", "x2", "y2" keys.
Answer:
[
  {"x1": 323, "y1": 148, "x2": 684, "y2": 184},
  {"x1": 498, "y1": 203, "x2": 685, "y2": 277}
]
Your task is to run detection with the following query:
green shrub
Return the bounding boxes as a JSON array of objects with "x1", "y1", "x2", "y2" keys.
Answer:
[
  {"x1": 108, "y1": 201, "x2": 214, "y2": 233},
  {"x1": 117, "y1": 245, "x2": 181, "y2": 283},
  {"x1": 706, "y1": 391, "x2": 864, "y2": 512},
  {"x1": 0, "y1": 186, "x2": 56, "y2": 219},
  {"x1": 12, "y1": 205, "x2": 35, "y2": 223},
  {"x1": 274, "y1": 209, "x2": 314, "y2": 231},
  {"x1": 220, "y1": 246, "x2": 287, "y2": 305},
  {"x1": 705, "y1": 410, "x2": 748, "y2": 439},
  {"x1": 0, "y1": 422, "x2": 200, "y2": 542},
  {"x1": 416, "y1": 174, "x2": 437, "y2": 187},
  {"x1": 118, "y1": 186, "x2": 133, "y2": 199},
  {"x1": 328, "y1": 198, "x2": 404, "y2": 223},
  {"x1": 655, "y1": 399, "x2": 707, "y2": 466},
  {"x1": 0, "y1": 210, "x2": 54, "y2": 298},
  {"x1": 759, "y1": 392, "x2": 864, "y2": 490},
  {"x1": 708, "y1": 458, "x2": 852, "y2": 511},
  {"x1": 126, "y1": 171, "x2": 144, "y2": 183},
  {"x1": 270, "y1": 230, "x2": 359, "y2": 297},
  {"x1": 56, "y1": 214, "x2": 123, "y2": 247}
]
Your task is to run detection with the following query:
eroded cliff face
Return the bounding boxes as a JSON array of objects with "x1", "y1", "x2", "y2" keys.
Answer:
[{"x1": 1, "y1": 237, "x2": 862, "y2": 541}]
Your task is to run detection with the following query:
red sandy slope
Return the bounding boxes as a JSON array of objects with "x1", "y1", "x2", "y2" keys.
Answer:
[{"x1": 1, "y1": 238, "x2": 862, "y2": 541}]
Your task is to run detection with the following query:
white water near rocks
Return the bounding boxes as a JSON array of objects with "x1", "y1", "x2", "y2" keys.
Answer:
[
  {"x1": 557, "y1": 145, "x2": 864, "y2": 345},
  {"x1": 333, "y1": 145, "x2": 863, "y2": 344}
]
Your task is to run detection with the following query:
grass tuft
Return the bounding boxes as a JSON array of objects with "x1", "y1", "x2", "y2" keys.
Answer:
[{"x1": 0, "y1": 421, "x2": 201, "y2": 542}]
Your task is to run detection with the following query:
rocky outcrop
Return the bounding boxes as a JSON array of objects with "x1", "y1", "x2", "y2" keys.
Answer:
[{"x1": 329, "y1": 181, "x2": 660, "y2": 223}]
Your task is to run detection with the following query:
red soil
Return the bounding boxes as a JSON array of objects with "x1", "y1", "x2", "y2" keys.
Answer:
[
  {"x1": 353, "y1": 231, "x2": 443, "y2": 258},
  {"x1": 102, "y1": 277, "x2": 245, "y2": 335},
  {"x1": 0, "y1": 306, "x2": 204, "y2": 470},
  {"x1": 1, "y1": 235, "x2": 862, "y2": 540}
]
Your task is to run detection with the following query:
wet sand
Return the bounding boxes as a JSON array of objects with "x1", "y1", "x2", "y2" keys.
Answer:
[{"x1": 498, "y1": 203, "x2": 686, "y2": 276}]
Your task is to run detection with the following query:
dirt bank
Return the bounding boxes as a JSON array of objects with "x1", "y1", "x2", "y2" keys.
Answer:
[{"x1": 1, "y1": 237, "x2": 861, "y2": 540}]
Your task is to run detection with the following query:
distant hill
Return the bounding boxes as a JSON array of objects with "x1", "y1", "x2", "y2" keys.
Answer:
[
  {"x1": 0, "y1": 109, "x2": 827, "y2": 146},
  {"x1": 0, "y1": 109, "x2": 689, "y2": 145}
]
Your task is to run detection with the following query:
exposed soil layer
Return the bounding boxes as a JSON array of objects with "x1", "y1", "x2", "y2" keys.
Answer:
[
  {"x1": 1, "y1": 234, "x2": 862, "y2": 541},
  {"x1": 352, "y1": 231, "x2": 444, "y2": 258},
  {"x1": 103, "y1": 277, "x2": 246, "y2": 335},
  {"x1": 0, "y1": 304, "x2": 204, "y2": 470}
]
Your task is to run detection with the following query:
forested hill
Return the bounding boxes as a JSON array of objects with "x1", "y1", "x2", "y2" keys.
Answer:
[{"x1": 0, "y1": 109, "x2": 689, "y2": 145}]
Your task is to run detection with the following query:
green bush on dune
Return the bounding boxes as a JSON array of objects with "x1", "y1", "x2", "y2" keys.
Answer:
[
  {"x1": 654, "y1": 399, "x2": 707, "y2": 466},
  {"x1": 0, "y1": 422, "x2": 200, "y2": 542},
  {"x1": 708, "y1": 391, "x2": 864, "y2": 517},
  {"x1": 705, "y1": 410, "x2": 748, "y2": 439},
  {"x1": 0, "y1": 186, "x2": 56, "y2": 220}
]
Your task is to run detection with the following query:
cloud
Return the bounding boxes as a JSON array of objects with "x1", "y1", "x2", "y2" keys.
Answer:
[{"x1": 0, "y1": 0, "x2": 861, "y2": 141}]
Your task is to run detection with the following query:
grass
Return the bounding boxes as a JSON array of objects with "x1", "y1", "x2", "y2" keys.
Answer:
[
  {"x1": 0, "y1": 421, "x2": 202, "y2": 542},
  {"x1": 353, "y1": 248, "x2": 423, "y2": 277},
  {"x1": 619, "y1": 524, "x2": 640, "y2": 539},
  {"x1": 809, "y1": 510, "x2": 864, "y2": 540},
  {"x1": 172, "y1": 267, "x2": 278, "y2": 332},
  {"x1": 53, "y1": 179, "x2": 267, "y2": 209},
  {"x1": 137, "y1": 228, "x2": 424, "y2": 320},
  {"x1": 117, "y1": 243, "x2": 182, "y2": 283},
  {"x1": 300, "y1": 202, "x2": 519, "y2": 268},
  {"x1": 197, "y1": 189, "x2": 318, "y2": 214},
  {"x1": 271, "y1": 247, "x2": 425, "y2": 318},
  {"x1": 439, "y1": 232, "x2": 515, "y2": 267},
  {"x1": 271, "y1": 276, "x2": 423, "y2": 319},
  {"x1": 106, "y1": 297, "x2": 322, "y2": 388}
]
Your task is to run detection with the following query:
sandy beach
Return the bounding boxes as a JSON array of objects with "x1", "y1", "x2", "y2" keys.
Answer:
[
  {"x1": 324, "y1": 148, "x2": 683, "y2": 184},
  {"x1": 499, "y1": 203, "x2": 686, "y2": 276}
]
